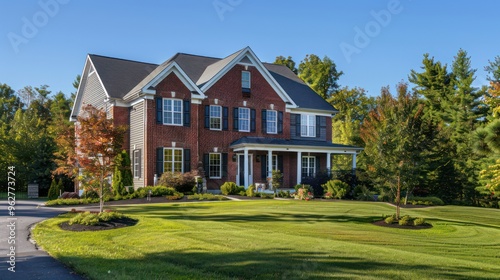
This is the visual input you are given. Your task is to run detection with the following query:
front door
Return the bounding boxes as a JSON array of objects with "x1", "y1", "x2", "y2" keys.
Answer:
[{"x1": 237, "y1": 154, "x2": 253, "y2": 187}]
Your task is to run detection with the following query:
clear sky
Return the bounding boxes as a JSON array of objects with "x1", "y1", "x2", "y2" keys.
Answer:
[{"x1": 1, "y1": 0, "x2": 499, "y2": 98}]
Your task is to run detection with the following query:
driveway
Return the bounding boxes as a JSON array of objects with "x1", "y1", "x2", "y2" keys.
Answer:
[{"x1": 0, "y1": 199, "x2": 84, "y2": 280}]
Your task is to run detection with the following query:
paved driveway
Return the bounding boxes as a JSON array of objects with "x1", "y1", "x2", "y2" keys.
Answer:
[{"x1": 0, "y1": 199, "x2": 84, "y2": 280}]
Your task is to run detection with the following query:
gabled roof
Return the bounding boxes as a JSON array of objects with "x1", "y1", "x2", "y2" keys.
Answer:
[
  {"x1": 264, "y1": 63, "x2": 337, "y2": 112},
  {"x1": 77, "y1": 47, "x2": 338, "y2": 114},
  {"x1": 196, "y1": 48, "x2": 246, "y2": 86},
  {"x1": 88, "y1": 54, "x2": 158, "y2": 99}
]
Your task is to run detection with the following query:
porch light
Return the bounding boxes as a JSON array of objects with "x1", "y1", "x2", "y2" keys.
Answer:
[{"x1": 232, "y1": 154, "x2": 237, "y2": 162}]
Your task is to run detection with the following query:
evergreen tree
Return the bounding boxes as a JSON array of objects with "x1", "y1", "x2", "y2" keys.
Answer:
[
  {"x1": 361, "y1": 83, "x2": 428, "y2": 218},
  {"x1": 48, "y1": 179, "x2": 58, "y2": 200},
  {"x1": 112, "y1": 150, "x2": 133, "y2": 195}
]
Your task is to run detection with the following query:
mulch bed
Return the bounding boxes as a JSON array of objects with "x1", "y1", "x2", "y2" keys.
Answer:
[
  {"x1": 372, "y1": 219, "x2": 433, "y2": 230},
  {"x1": 59, "y1": 217, "x2": 138, "y2": 232}
]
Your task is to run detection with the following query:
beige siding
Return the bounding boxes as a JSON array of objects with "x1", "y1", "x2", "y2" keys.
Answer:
[
  {"x1": 80, "y1": 72, "x2": 107, "y2": 115},
  {"x1": 130, "y1": 100, "x2": 145, "y2": 187}
]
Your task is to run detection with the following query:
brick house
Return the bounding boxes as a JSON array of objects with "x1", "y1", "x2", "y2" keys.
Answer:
[{"x1": 71, "y1": 47, "x2": 362, "y2": 190}]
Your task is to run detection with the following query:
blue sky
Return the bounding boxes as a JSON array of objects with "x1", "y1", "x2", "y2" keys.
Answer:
[{"x1": 1, "y1": 0, "x2": 499, "y2": 98}]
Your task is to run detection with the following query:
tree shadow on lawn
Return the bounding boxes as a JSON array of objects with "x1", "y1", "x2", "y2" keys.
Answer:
[
  {"x1": 59, "y1": 248, "x2": 495, "y2": 280},
  {"x1": 151, "y1": 211, "x2": 381, "y2": 224}
]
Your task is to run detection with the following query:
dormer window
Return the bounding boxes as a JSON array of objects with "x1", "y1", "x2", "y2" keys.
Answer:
[{"x1": 242, "y1": 71, "x2": 251, "y2": 96}]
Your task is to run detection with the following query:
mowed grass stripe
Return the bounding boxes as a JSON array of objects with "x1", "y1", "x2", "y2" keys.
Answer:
[{"x1": 33, "y1": 200, "x2": 500, "y2": 279}]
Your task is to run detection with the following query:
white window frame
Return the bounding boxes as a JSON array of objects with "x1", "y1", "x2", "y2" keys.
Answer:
[
  {"x1": 209, "y1": 153, "x2": 222, "y2": 179},
  {"x1": 266, "y1": 110, "x2": 277, "y2": 134},
  {"x1": 164, "y1": 148, "x2": 183, "y2": 173},
  {"x1": 133, "y1": 149, "x2": 141, "y2": 178},
  {"x1": 163, "y1": 98, "x2": 183, "y2": 126},
  {"x1": 302, "y1": 156, "x2": 316, "y2": 177},
  {"x1": 301, "y1": 114, "x2": 316, "y2": 137},
  {"x1": 239, "y1": 107, "x2": 250, "y2": 132},
  {"x1": 272, "y1": 155, "x2": 278, "y2": 171},
  {"x1": 210, "y1": 105, "x2": 222, "y2": 130},
  {"x1": 242, "y1": 71, "x2": 251, "y2": 89}
]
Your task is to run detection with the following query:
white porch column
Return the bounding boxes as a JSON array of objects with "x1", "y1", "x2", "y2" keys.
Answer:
[
  {"x1": 296, "y1": 151, "x2": 302, "y2": 185},
  {"x1": 267, "y1": 149, "x2": 273, "y2": 181},
  {"x1": 326, "y1": 152, "x2": 332, "y2": 175},
  {"x1": 352, "y1": 153, "x2": 357, "y2": 171},
  {"x1": 244, "y1": 148, "x2": 249, "y2": 188}
]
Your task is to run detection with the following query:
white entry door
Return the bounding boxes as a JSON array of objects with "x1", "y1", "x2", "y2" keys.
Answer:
[{"x1": 237, "y1": 154, "x2": 253, "y2": 187}]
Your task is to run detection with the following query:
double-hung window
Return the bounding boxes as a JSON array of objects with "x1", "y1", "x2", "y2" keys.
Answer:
[
  {"x1": 133, "y1": 149, "x2": 141, "y2": 178},
  {"x1": 239, "y1": 107, "x2": 250, "y2": 132},
  {"x1": 302, "y1": 156, "x2": 316, "y2": 177},
  {"x1": 266, "y1": 110, "x2": 277, "y2": 134},
  {"x1": 163, "y1": 99, "x2": 182, "y2": 125},
  {"x1": 164, "y1": 148, "x2": 183, "y2": 173},
  {"x1": 209, "y1": 153, "x2": 222, "y2": 178},
  {"x1": 301, "y1": 114, "x2": 316, "y2": 137},
  {"x1": 210, "y1": 105, "x2": 222, "y2": 130},
  {"x1": 242, "y1": 71, "x2": 251, "y2": 90}
]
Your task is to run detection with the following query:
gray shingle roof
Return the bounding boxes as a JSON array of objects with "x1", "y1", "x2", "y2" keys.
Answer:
[
  {"x1": 88, "y1": 54, "x2": 158, "y2": 99},
  {"x1": 89, "y1": 50, "x2": 337, "y2": 112},
  {"x1": 263, "y1": 63, "x2": 337, "y2": 112}
]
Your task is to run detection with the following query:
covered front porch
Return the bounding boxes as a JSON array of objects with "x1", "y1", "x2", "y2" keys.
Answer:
[{"x1": 230, "y1": 137, "x2": 363, "y2": 188}]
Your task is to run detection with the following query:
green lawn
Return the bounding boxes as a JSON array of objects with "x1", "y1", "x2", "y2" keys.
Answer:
[{"x1": 33, "y1": 200, "x2": 500, "y2": 279}]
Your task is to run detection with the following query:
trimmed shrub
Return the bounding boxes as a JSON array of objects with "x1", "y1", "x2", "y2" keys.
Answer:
[
  {"x1": 407, "y1": 196, "x2": 444, "y2": 206},
  {"x1": 47, "y1": 179, "x2": 59, "y2": 200},
  {"x1": 220, "y1": 182, "x2": 239, "y2": 195},
  {"x1": 187, "y1": 193, "x2": 227, "y2": 201},
  {"x1": 322, "y1": 179, "x2": 350, "y2": 199},
  {"x1": 413, "y1": 217, "x2": 426, "y2": 226},
  {"x1": 353, "y1": 185, "x2": 375, "y2": 201},
  {"x1": 384, "y1": 216, "x2": 395, "y2": 224},
  {"x1": 158, "y1": 171, "x2": 196, "y2": 193},
  {"x1": 398, "y1": 215, "x2": 411, "y2": 226},
  {"x1": 246, "y1": 184, "x2": 255, "y2": 197},
  {"x1": 69, "y1": 211, "x2": 127, "y2": 226}
]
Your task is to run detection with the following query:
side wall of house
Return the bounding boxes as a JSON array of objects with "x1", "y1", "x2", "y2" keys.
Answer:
[{"x1": 130, "y1": 100, "x2": 145, "y2": 187}]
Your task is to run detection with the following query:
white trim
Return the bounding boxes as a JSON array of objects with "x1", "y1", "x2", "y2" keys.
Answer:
[
  {"x1": 232, "y1": 144, "x2": 361, "y2": 154},
  {"x1": 290, "y1": 107, "x2": 335, "y2": 117},
  {"x1": 242, "y1": 70, "x2": 251, "y2": 89},
  {"x1": 209, "y1": 105, "x2": 222, "y2": 131},
  {"x1": 301, "y1": 114, "x2": 316, "y2": 137},
  {"x1": 162, "y1": 98, "x2": 183, "y2": 126},
  {"x1": 142, "y1": 61, "x2": 205, "y2": 99},
  {"x1": 238, "y1": 107, "x2": 250, "y2": 132},
  {"x1": 130, "y1": 98, "x2": 145, "y2": 107},
  {"x1": 163, "y1": 147, "x2": 184, "y2": 173},
  {"x1": 266, "y1": 110, "x2": 278, "y2": 134},
  {"x1": 200, "y1": 47, "x2": 297, "y2": 108},
  {"x1": 208, "y1": 153, "x2": 222, "y2": 179}
]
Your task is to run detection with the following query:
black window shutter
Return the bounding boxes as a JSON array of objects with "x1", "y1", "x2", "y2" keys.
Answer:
[
  {"x1": 203, "y1": 154, "x2": 209, "y2": 178},
  {"x1": 261, "y1": 109, "x2": 267, "y2": 133},
  {"x1": 250, "y1": 109, "x2": 256, "y2": 132},
  {"x1": 278, "y1": 111, "x2": 283, "y2": 134},
  {"x1": 183, "y1": 149, "x2": 191, "y2": 172},
  {"x1": 204, "y1": 105, "x2": 210, "y2": 128},
  {"x1": 183, "y1": 100, "x2": 191, "y2": 127},
  {"x1": 156, "y1": 147, "x2": 164, "y2": 176},
  {"x1": 316, "y1": 116, "x2": 321, "y2": 138},
  {"x1": 233, "y1": 108, "x2": 239, "y2": 130},
  {"x1": 156, "y1": 98, "x2": 163, "y2": 124},
  {"x1": 278, "y1": 155, "x2": 283, "y2": 173},
  {"x1": 296, "y1": 114, "x2": 301, "y2": 137},
  {"x1": 222, "y1": 107, "x2": 229, "y2": 131},
  {"x1": 222, "y1": 153, "x2": 228, "y2": 178},
  {"x1": 261, "y1": 155, "x2": 267, "y2": 179}
]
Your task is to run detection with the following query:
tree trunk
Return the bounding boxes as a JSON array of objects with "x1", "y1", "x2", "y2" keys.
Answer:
[{"x1": 396, "y1": 175, "x2": 401, "y2": 220}]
